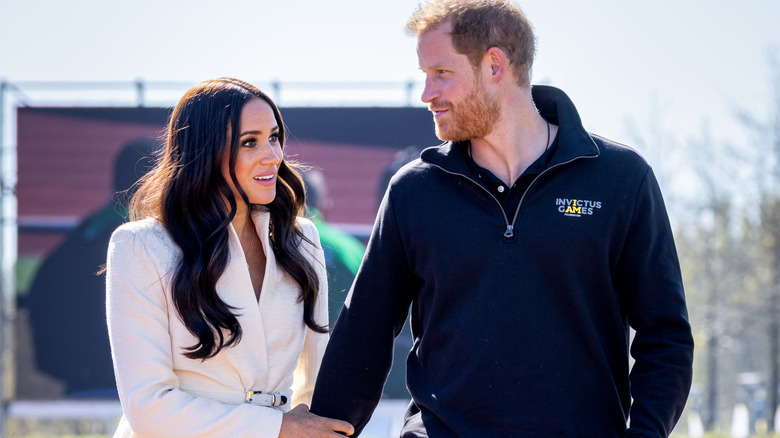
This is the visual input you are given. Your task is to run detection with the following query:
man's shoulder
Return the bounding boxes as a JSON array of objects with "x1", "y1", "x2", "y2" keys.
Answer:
[
  {"x1": 389, "y1": 151, "x2": 438, "y2": 184},
  {"x1": 589, "y1": 133, "x2": 650, "y2": 170}
]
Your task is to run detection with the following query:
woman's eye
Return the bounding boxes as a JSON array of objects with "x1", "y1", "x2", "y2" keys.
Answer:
[
  {"x1": 269, "y1": 134, "x2": 280, "y2": 144},
  {"x1": 242, "y1": 139, "x2": 256, "y2": 148}
]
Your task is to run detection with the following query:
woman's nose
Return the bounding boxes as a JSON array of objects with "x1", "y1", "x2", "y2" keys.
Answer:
[{"x1": 258, "y1": 142, "x2": 281, "y2": 166}]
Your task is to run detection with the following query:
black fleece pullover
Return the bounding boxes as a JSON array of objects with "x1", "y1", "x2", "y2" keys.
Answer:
[{"x1": 311, "y1": 86, "x2": 694, "y2": 438}]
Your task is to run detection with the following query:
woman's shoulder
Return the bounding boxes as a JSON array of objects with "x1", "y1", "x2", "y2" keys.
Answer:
[
  {"x1": 110, "y1": 218, "x2": 175, "y2": 253},
  {"x1": 295, "y1": 216, "x2": 321, "y2": 247},
  {"x1": 112, "y1": 217, "x2": 165, "y2": 237},
  {"x1": 296, "y1": 215, "x2": 316, "y2": 232}
]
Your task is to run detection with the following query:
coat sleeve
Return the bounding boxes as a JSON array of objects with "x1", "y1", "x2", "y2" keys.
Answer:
[
  {"x1": 310, "y1": 189, "x2": 417, "y2": 435},
  {"x1": 106, "y1": 225, "x2": 284, "y2": 438},
  {"x1": 290, "y1": 221, "x2": 330, "y2": 408},
  {"x1": 616, "y1": 169, "x2": 694, "y2": 438}
]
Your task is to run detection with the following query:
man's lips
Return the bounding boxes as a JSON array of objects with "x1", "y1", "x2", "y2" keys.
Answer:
[{"x1": 430, "y1": 108, "x2": 449, "y2": 118}]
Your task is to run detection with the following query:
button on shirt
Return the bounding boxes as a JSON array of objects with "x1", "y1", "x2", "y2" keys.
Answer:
[{"x1": 463, "y1": 135, "x2": 559, "y2": 219}]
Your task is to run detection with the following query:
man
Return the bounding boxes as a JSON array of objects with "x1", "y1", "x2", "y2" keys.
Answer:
[{"x1": 310, "y1": 1, "x2": 694, "y2": 436}]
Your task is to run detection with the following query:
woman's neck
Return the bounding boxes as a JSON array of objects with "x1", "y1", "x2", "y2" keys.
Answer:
[{"x1": 231, "y1": 209, "x2": 254, "y2": 245}]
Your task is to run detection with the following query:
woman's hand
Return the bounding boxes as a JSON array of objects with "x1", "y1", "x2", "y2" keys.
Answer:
[{"x1": 279, "y1": 404, "x2": 355, "y2": 437}]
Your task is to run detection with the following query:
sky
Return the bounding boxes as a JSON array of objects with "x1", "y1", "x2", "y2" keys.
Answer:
[{"x1": 1, "y1": 0, "x2": 779, "y2": 164}]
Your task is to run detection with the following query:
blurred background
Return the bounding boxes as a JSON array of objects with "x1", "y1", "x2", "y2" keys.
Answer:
[{"x1": 1, "y1": 0, "x2": 780, "y2": 437}]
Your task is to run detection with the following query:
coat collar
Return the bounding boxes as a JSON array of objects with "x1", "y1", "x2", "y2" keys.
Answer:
[
  {"x1": 214, "y1": 208, "x2": 283, "y2": 385},
  {"x1": 420, "y1": 85, "x2": 599, "y2": 174},
  {"x1": 220, "y1": 208, "x2": 282, "y2": 310}
]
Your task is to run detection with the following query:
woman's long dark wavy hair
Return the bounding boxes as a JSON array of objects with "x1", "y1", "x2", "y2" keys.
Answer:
[{"x1": 130, "y1": 78, "x2": 327, "y2": 360}]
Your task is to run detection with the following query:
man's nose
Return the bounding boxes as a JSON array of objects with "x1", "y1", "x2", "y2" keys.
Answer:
[{"x1": 421, "y1": 77, "x2": 438, "y2": 104}]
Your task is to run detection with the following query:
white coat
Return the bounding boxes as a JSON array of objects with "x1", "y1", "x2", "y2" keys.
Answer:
[{"x1": 106, "y1": 209, "x2": 329, "y2": 438}]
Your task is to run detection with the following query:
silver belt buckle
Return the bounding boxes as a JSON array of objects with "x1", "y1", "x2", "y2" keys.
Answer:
[{"x1": 244, "y1": 390, "x2": 288, "y2": 407}]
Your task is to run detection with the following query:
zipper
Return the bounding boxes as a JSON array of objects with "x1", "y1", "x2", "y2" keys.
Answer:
[
  {"x1": 427, "y1": 163, "x2": 513, "y2": 235},
  {"x1": 503, "y1": 224, "x2": 514, "y2": 238},
  {"x1": 428, "y1": 153, "x2": 597, "y2": 239},
  {"x1": 508, "y1": 154, "x2": 598, "y2": 232}
]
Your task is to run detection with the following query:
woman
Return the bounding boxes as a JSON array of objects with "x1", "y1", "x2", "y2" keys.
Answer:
[{"x1": 106, "y1": 78, "x2": 354, "y2": 437}]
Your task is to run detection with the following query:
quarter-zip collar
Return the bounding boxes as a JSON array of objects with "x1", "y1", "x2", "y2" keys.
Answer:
[{"x1": 421, "y1": 85, "x2": 600, "y2": 173}]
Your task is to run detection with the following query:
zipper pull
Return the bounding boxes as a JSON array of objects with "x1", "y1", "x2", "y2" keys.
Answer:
[{"x1": 503, "y1": 224, "x2": 514, "y2": 238}]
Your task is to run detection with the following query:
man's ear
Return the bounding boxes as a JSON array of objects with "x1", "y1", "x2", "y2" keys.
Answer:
[{"x1": 485, "y1": 47, "x2": 506, "y2": 84}]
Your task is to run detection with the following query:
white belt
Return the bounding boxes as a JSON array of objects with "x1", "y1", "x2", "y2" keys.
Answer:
[{"x1": 244, "y1": 390, "x2": 288, "y2": 407}]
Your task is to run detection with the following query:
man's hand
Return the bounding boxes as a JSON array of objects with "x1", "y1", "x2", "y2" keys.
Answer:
[{"x1": 280, "y1": 404, "x2": 355, "y2": 437}]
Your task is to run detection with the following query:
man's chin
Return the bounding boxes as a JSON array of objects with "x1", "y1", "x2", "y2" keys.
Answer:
[
  {"x1": 434, "y1": 130, "x2": 451, "y2": 142},
  {"x1": 435, "y1": 130, "x2": 467, "y2": 142},
  {"x1": 434, "y1": 124, "x2": 456, "y2": 142}
]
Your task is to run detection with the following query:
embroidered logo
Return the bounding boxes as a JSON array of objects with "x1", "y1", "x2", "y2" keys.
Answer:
[{"x1": 556, "y1": 198, "x2": 602, "y2": 217}]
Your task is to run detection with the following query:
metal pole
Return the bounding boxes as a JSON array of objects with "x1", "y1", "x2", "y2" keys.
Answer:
[
  {"x1": 271, "y1": 80, "x2": 281, "y2": 104},
  {"x1": 0, "y1": 80, "x2": 19, "y2": 438},
  {"x1": 135, "y1": 79, "x2": 144, "y2": 108},
  {"x1": 0, "y1": 79, "x2": 9, "y2": 438},
  {"x1": 0, "y1": 79, "x2": 6, "y2": 438}
]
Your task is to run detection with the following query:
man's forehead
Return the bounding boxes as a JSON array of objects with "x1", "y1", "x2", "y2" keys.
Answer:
[
  {"x1": 416, "y1": 25, "x2": 467, "y2": 68},
  {"x1": 417, "y1": 20, "x2": 453, "y2": 44}
]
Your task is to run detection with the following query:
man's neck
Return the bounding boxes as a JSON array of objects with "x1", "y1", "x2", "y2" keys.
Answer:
[{"x1": 469, "y1": 89, "x2": 553, "y2": 186}]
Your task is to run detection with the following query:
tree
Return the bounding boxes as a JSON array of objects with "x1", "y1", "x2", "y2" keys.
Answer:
[{"x1": 736, "y1": 48, "x2": 780, "y2": 429}]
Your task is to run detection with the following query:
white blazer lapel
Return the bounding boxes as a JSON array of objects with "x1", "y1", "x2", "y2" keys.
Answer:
[
  {"x1": 217, "y1": 218, "x2": 270, "y2": 385},
  {"x1": 253, "y1": 210, "x2": 283, "y2": 293},
  {"x1": 253, "y1": 210, "x2": 308, "y2": 391}
]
